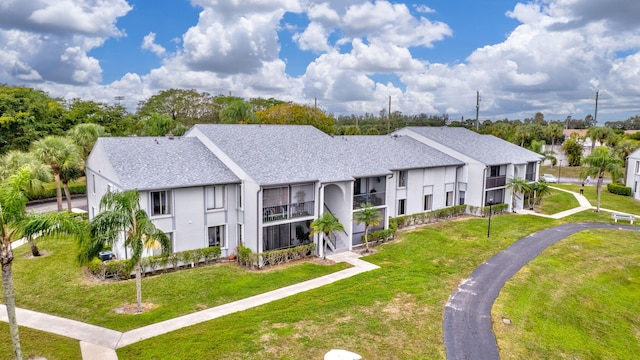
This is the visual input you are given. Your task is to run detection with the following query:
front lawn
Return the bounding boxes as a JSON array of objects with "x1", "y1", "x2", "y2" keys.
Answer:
[
  {"x1": 2, "y1": 237, "x2": 349, "y2": 332},
  {"x1": 494, "y1": 229, "x2": 640, "y2": 359},
  {"x1": 118, "y1": 214, "x2": 557, "y2": 359},
  {"x1": 534, "y1": 188, "x2": 579, "y2": 215}
]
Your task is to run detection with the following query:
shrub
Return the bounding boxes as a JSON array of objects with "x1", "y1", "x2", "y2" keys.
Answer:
[{"x1": 607, "y1": 182, "x2": 632, "y2": 196}]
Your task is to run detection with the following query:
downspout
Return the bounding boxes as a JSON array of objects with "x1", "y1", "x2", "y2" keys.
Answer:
[
  {"x1": 482, "y1": 166, "x2": 488, "y2": 210},
  {"x1": 256, "y1": 187, "x2": 261, "y2": 254},
  {"x1": 317, "y1": 182, "x2": 324, "y2": 258}
]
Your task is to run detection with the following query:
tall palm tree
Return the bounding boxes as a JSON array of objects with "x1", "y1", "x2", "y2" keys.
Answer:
[
  {"x1": 89, "y1": 189, "x2": 170, "y2": 312},
  {"x1": 31, "y1": 136, "x2": 82, "y2": 212},
  {"x1": 0, "y1": 167, "x2": 87, "y2": 360},
  {"x1": 310, "y1": 212, "x2": 345, "y2": 258},
  {"x1": 581, "y1": 147, "x2": 623, "y2": 212},
  {"x1": 67, "y1": 123, "x2": 108, "y2": 159},
  {"x1": 353, "y1": 203, "x2": 382, "y2": 253}
]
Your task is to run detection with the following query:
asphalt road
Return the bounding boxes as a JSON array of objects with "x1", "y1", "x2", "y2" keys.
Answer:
[
  {"x1": 26, "y1": 195, "x2": 88, "y2": 213},
  {"x1": 443, "y1": 222, "x2": 639, "y2": 360}
]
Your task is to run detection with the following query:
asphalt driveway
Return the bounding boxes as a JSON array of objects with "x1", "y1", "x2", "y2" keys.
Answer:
[{"x1": 443, "y1": 222, "x2": 640, "y2": 360}]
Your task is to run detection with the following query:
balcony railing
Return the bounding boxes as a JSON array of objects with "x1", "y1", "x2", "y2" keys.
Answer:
[
  {"x1": 263, "y1": 201, "x2": 314, "y2": 222},
  {"x1": 485, "y1": 176, "x2": 506, "y2": 189},
  {"x1": 353, "y1": 192, "x2": 385, "y2": 209}
]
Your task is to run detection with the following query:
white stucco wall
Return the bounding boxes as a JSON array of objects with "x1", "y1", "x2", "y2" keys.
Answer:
[{"x1": 626, "y1": 154, "x2": 640, "y2": 200}]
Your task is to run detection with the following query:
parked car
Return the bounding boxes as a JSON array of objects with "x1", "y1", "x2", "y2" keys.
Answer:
[{"x1": 539, "y1": 173, "x2": 557, "y2": 183}]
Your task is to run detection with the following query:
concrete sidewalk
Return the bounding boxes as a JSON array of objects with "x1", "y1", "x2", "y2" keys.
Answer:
[{"x1": 0, "y1": 251, "x2": 378, "y2": 359}]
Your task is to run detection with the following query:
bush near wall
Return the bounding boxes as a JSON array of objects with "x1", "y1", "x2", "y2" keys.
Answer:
[
  {"x1": 237, "y1": 243, "x2": 316, "y2": 270},
  {"x1": 390, "y1": 204, "x2": 469, "y2": 229},
  {"x1": 607, "y1": 183, "x2": 632, "y2": 196},
  {"x1": 87, "y1": 246, "x2": 222, "y2": 280}
]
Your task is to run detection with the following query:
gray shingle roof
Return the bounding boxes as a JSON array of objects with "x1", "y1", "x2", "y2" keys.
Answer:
[
  {"x1": 401, "y1": 127, "x2": 543, "y2": 165},
  {"x1": 335, "y1": 135, "x2": 464, "y2": 175},
  {"x1": 189, "y1": 125, "x2": 467, "y2": 185},
  {"x1": 95, "y1": 137, "x2": 239, "y2": 190},
  {"x1": 189, "y1": 124, "x2": 356, "y2": 184}
]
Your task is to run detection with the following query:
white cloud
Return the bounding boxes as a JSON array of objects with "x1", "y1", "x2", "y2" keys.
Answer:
[{"x1": 142, "y1": 33, "x2": 167, "y2": 57}]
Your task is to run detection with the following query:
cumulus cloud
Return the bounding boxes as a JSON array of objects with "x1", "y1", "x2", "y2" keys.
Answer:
[
  {"x1": 0, "y1": 0, "x2": 131, "y2": 85},
  {"x1": 4, "y1": 0, "x2": 640, "y2": 122},
  {"x1": 142, "y1": 33, "x2": 167, "y2": 57}
]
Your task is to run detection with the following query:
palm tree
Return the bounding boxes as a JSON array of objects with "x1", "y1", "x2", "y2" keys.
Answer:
[
  {"x1": 310, "y1": 212, "x2": 345, "y2": 258},
  {"x1": 581, "y1": 147, "x2": 624, "y2": 212},
  {"x1": 60, "y1": 164, "x2": 84, "y2": 212},
  {"x1": 353, "y1": 203, "x2": 382, "y2": 253},
  {"x1": 531, "y1": 181, "x2": 552, "y2": 207},
  {"x1": 89, "y1": 189, "x2": 170, "y2": 312},
  {"x1": 586, "y1": 126, "x2": 617, "y2": 152},
  {"x1": 506, "y1": 177, "x2": 530, "y2": 212},
  {"x1": 31, "y1": 136, "x2": 82, "y2": 212},
  {"x1": 1, "y1": 151, "x2": 55, "y2": 257},
  {"x1": 67, "y1": 123, "x2": 108, "y2": 159},
  {"x1": 1, "y1": 167, "x2": 87, "y2": 360}
]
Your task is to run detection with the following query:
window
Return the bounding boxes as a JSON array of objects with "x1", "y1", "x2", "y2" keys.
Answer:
[
  {"x1": 206, "y1": 186, "x2": 224, "y2": 210},
  {"x1": 398, "y1": 170, "x2": 407, "y2": 187},
  {"x1": 92, "y1": 174, "x2": 96, "y2": 194},
  {"x1": 263, "y1": 220, "x2": 311, "y2": 251},
  {"x1": 237, "y1": 184, "x2": 243, "y2": 209},
  {"x1": 153, "y1": 233, "x2": 173, "y2": 256},
  {"x1": 446, "y1": 191, "x2": 453, "y2": 207},
  {"x1": 459, "y1": 191, "x2": 466, "y2": 205},
  {"x1": 423, "y1": 195, "x2": 432, "y2": 211},
  {"x1": 398, "y1": 199, "x2": 406, "y2": 216},
  {"x1": 151, "y1": 190, "x2": 172, "y2": 216},
  {"x1": 208, "y1": 225, "x2": 225, "y2": 248},
  {"x1": 636, "y1": 161, "x2": 640, "y2": 174}
]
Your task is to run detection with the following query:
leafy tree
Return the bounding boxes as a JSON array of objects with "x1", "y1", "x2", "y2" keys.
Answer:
[
  {"x1": 139, "y1": 113, "x2": 177, "y2": 136},
  {"x1": 310, "y1": 212, "x2": 345, "y2": 259},
  {"x1": 581, "y1": 147, "x2": 624, "y2": 212},
  {"x1": 1, "y1": 167, "x2": 87, "y2": 360},
  {"x1": 257, "y1": 103, "x2": 336, "y2": 134},
  {"x1": 137, "y1": 89, "x2": 217, "y2": 126},
  {"x1": 67, "y1": 123, "x2": 108, "y2": 159},
  {"x1": 89, "y1": 190, "x2": 170, "y2": 311},
  {"x1": 31, "y1": 136, "x2": 82, "y2": 212},
  {"x1": 562, "y1": 138, "x2": 583, "y2": 166},
  {"x1": 353, "y1": 203, "x2": 382, "y2": 253},
  {"x1": 543, "y1": 122, "x2": 565, "y2": 147},
  {"x1": 0, "y1": 85, "x2": 66, "y2": 153},
  {"x1": 220, "y1": 100, "x2": 257, "y2": 124}
]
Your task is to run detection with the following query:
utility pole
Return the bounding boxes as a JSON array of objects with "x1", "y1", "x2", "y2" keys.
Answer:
[
  {"x1": 387, "y1": 95, "x2": 391, "y2": 134},
  {"x1": 114, "y1": 96, "x2": 124, "y2": 105},
  {"x1": 594, "y1": 90, "x2": 599, "y2": 124},
  {"x1": 314, "y1": 96, "x2": 317, "y2": 108},
  {"x1": 475, "y1": 90, "x2": 480, "y2": 131}
]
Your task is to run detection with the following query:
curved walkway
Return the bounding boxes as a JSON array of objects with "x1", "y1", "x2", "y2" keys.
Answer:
[
  {"x1": 0, "y1": 251, "x2": 378, "y2": 359},
  {"x1": 443, "y1": 187, "x2": 640, "y2": 360}
]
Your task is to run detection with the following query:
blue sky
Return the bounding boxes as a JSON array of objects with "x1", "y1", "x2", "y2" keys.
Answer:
[{"x1": 1, "y1": 1, "x2": 640, "y2": 122}]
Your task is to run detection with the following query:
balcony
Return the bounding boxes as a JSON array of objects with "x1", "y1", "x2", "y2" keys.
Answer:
[
  {"x1": 485, "y1": 176, "x2": 506, "y2": 189},
  {"x1": 263, "y1": 201, "x2": 314, "y2": 223},
  {"x1": 353, "y1": 192, "x2": 385, "y2": 209}
]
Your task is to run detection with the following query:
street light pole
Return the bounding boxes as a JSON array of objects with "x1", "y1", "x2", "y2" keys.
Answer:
[
  {"x1": 558, "y1": 159, "x2": 562, "y2": 183},
  {"x1": 487, "y1": 196, "x2": 494, "y2": 238}
]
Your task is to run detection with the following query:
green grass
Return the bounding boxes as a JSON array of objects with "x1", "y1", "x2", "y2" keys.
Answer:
[
  {"x1": 493, "y1": 229, "x2": 640, "y2": 359},
  {"x1": 0, "y1": 324, "x2": 81, "y2": 360},
  {"x1": 534, "y1": 188, "x2": 579, "y2": 214},
  {"x1": 539, "y1": 165, "x2": 583, "y2": 179},
  {"x1": 3, "y1": 236, "x2": 349, "y2": 332},
  {"x1": 117, "y1": 215, "x2": 557, "y2": 359},
  {"x1": 556, "y1": 184, "x2": 640, "y2": 215}
]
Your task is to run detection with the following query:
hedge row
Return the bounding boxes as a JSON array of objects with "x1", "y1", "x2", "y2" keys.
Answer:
[
  {"x1": 88, "y1": 246, "x2": 222, "y2": 280},
  {"x1": 27, "y1": 184, "x2": 87, "y2": 201},
  {"x1": 390, "y1": 204, "x2": 468, "y2": 229},
  {"x1": 237, "y1": 243, "x2": 316, "y2": 270},
  {"x1": 607, "y1": 182, "x2": 632, "y2": 196}
]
